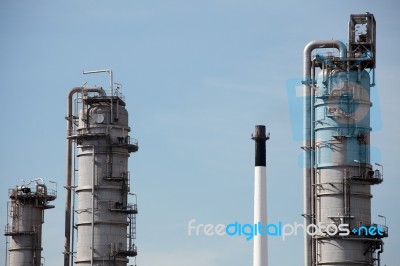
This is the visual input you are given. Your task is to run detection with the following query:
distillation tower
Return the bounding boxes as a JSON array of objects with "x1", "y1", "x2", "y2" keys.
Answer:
[
  {"x1": 4, "y1": 179, "x2": 56, "y2": 266},
  {"x1": 302, "y1": 14, "x2": 387, "y2": 265},
  {"x1": 64, "y1": 70, "x2": 138, "y2": 266}
]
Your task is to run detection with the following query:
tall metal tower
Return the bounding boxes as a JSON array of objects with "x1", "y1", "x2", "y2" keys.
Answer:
[
  {"x1": 252, "y1": 125, "x2": 270, "y2": 266},
  {"x1": 302, "y1": 13, "x2": 387, "y2": 266},
  {"x1": 4, "y1": 179, "x2": 56, "y2": 266},
  {"x1": 64, "y1": 70, "x2": 138, "y2": 266}
]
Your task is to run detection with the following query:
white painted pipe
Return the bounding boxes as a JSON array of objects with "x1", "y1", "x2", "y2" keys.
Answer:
[
  {"x1": 254, "y1": 166, "x2": 267, "y2": 266},
  {"x1": 252, "y1": 125, "x2": 269, "y2": 266}
]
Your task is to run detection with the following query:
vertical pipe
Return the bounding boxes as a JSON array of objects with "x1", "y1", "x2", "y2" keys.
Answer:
[
  {"x1": 91, "y1": 145, "x2": 95, "y2": 266},
  {"x1": 377, "y1": 242, "x2": 383, "y2": 266},
  {"x1": 252, "y1": 125, "x2": 269, "y2": 266},
  {"x1": 310, "y1": 59, "x2": 316, "y2": 265},
  {"x1": 65, "y1": 127, "x2": 72, "y2": 266},
  {"x1": 109, "y1": 70, "x2": 114, "y2": 124},
  {"x1": 5, "y1": 202, "x2": 8, "y2": 266},
  {"x1": 65, "y1": 87, "x2": 105, "y2": 266},
  {"x1": 303, "y1": 40, "x2": 346, "y2": 266},
  {"x1": 65, "y1": 87, "x2": 82, "y2": 266},
  {"x1": 71, "y1": 102, "x2": 78, "y2": 266}
]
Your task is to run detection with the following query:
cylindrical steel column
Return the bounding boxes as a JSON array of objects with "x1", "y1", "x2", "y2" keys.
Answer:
[
  {"x1": 5, "y1": 181, "x2": 56, "y2": 266},
  {"x1": 252, "y1": 125, "x2": 269, "y2": 266},
  {"x1": 73, "y1": 94, "x2": 138, "y2": 266}
]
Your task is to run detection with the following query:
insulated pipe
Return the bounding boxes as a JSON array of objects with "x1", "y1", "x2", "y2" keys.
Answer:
[
  {"x1": 64, "y1": 87, "x2": 105, "y2": 266},
  {"x1": 88, "y1": 145, "x2": 95, "y2": 266},
  {"x1": 310, "y1": 58, "x2": 316, "y2": 264},
  {"x1": 64, "y1": 87, "x2": 82, "y2": 266},
  {"x1": 5, "y1": 208, "x2": 8, "y2": 266},
  {"x1": 252, "y1": 125, "x2": 269, "y2": 266},
  {"x1": 302, "y1": 40, "x2": 346, "y2": 266},
  {"x1": 377, "y1": 242, "x2": 384, "y2": 266}
]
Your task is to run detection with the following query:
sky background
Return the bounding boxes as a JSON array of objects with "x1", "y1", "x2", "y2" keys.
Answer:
[{"x1": 0, "y1": 1, "x2": 399, "y2": 265}]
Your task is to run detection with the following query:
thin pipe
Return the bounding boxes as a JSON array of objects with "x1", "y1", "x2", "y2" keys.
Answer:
[
  {"x1": 5, "y1": 203, "x2": 8, "y2": 266},
  {"x1": 82, "y1": 69, "x2": 113, "y2": 96},
  {"x1": 65, "y1": 87, "x2": 82, "y2": 266},
  {"x1": 70, "y1": 97, "x2": 79, "y2": 266},
  {"x1": 310, "y1": 59, "x2": 316, "y2": 265},
  {"x1": 343, "y1": 170, "x2": 348, "y2": 219},
  {"x1": 65, "y1": 87, "x2": 105, "y2": 266},
  {"x1": 71, "y1": 146, "x2": 75, "y2": 266},
  {"x1": 303, "y1": 40, "x2": 346, "y2": 266},
  {"x1": 377, "y1": 242, "x2": 383, "y2": 266},
  {"x1": 89, "y1": 145, "x2": 95, "y2": 266},
  {"x1": 25, "y1": 178, "x2": 44, "y2": 186}
]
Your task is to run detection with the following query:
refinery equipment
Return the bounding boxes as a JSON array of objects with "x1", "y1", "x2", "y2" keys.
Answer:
[
  {"x1": 252, "y1": 125, "x2": 270, "y2": 266},
  {"x1": 4, "y1": 179, "x2": 56, "y2": 266},
  {"x1": 302, "y1": 13, "x2": 387, "y2": 265},
  {"x1": 64, "y1": 70, "x2": 138, "y2": 266}
]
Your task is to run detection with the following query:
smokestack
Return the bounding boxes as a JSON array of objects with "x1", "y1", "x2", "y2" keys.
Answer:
[{"x1": 252, "y1": 125, "x2": 269, "y2": 266}]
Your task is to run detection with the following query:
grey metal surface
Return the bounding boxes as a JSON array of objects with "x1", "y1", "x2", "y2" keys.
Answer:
[
  {"x1": 4, "y1": 180, "x2": 56, "y2": 266},
  {"x1": 64, "y1": 87, "x2": 105, "y2": 266},
  {"x1": 302, "y1": 13, "x2": 385, "y2": 266},
  {"x1": 302, "y1": 40, "x2": 347, "y2": 266},
  {"x1": 65, "y1": 80, "x2": 138, "y2": 266}
]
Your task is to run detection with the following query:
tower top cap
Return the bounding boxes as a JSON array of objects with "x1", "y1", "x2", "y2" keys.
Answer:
[{"x1": 251, "y1": 125, "x2": 270, "y2": 141}]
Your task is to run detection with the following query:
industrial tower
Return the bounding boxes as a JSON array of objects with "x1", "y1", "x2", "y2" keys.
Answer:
[
  {"x1": 302, "y1": 13, "x2": 387, "y2": 265},
  {"x1": 252, "y1": 125, "x2": 270, "y2": 266},
  {"x1": 64, "y1": 70, "x2": 138, "y2": 266},
  {"x1": 4, "y1": 179, "x2": 56, "y2": 266}
]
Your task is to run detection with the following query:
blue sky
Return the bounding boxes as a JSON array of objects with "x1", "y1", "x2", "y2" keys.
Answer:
[{"x1": 0, "y1": 1, "x2": 399, "y2": 265}]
